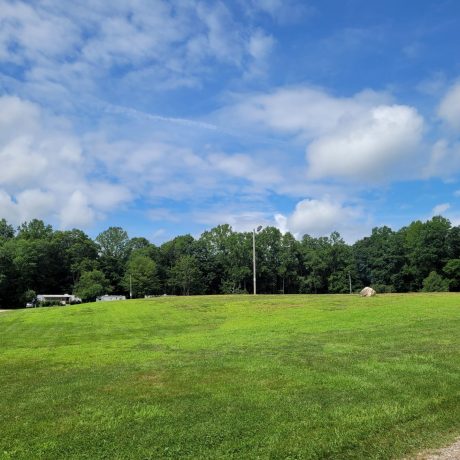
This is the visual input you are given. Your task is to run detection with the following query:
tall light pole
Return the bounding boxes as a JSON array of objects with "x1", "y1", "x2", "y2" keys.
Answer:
[{"x1": 253, "y1": 226, "x2": 262, "y2": 295}]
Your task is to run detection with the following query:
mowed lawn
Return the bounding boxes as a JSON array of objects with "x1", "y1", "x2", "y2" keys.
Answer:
[{"x1": 1, "y1": 295, "x2": 460, "y2": 459}]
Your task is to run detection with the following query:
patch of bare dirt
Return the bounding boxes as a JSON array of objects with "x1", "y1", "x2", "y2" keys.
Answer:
[{"x1": 411, "y1": 438, "x2": 460, "y2": 460}]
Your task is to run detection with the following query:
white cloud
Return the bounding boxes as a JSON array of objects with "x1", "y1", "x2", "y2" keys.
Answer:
[
  {"x1": 307, "y1": 105, "x2": 424, "y2": 181},
  {"x1": 423, "y1": 139, "x2": 460, "y2": 179},
  {"x1": 88, "y1": 138, "x2": 214, "y2": 200},
  {"x1": 246, "y1": 0, "x2": 313, "y2": 24},
  {"x1": 0, "y1": 96, "x2": 130, "y2": 228},
  {"x1": 222, "y1": 86, "x2": 391, "y2": 138},
  {"x1": 147, "y1": 209, "x2": 180, "y2": 223},
  {"x1": 416, "y1": 72, "x2": 446, "y2": 96},
  {"x1": 194, "y1": 210, "x2": 273, "y2": 233},
  {"x1": 208, "y1": 152, "x2": 281, "y2": 185},
  {"x1": 150, "y1": 228, "x2": 167, "y2": 243},
  {"x1": 220, "y1": 86, "x2": 424, "y2": 181},
  {"x1": 0, "y1": 0, "x2": 271, "y2": 102},
  {"x1": 245, "y1": 29, "x2": 275, "y2": 78},
  {"x1": 16, "y1": 189, "x2": 56, "y2": 221},
  {"x1": 193, "y1": 2, "x2": 244, "y2": 66},
  {"x1": 438, "y1": 82, "x2": 460, "y2": 130},
  {"x1": 0, "y1": 188, "x2": 57, "y2": 225},
  {"x1": 83, "y1": 183, "x2": 132, "y2": 212},
  {"x1": 87, "y1": 133, "x2": 283, "y2": 205},
  {"x1": 275, "y1": 197, "x2": 366, "y2": 241},
  {"x1": 0, "y1": 190, "x2": 19, "y2": 223},
  {"x1": 248, "y1": 30, "x2": 275, "y2": 61},
  {"x1": 432, "y1": 203, "x2": 450, "y2": 215},
  {"x1": 0, "y1": 0, "x2": 81, "y2": 62},
  {"x1": 59, "y1": 191, "x2": 96, "y2": 229}
]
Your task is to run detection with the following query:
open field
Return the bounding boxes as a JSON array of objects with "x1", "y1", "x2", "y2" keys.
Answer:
[{"x1": 1, "y1": 294, "x2": 460, "y2": 459}]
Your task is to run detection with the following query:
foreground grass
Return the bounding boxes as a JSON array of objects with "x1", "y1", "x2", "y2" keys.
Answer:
[{"x1": 0, "y1": 294, "x2": 459, "y2": 459}]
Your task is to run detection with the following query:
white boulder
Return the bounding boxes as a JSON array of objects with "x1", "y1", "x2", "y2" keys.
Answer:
[{"x1": 360, "y1": 287, "x2": 376, "y2": 297}]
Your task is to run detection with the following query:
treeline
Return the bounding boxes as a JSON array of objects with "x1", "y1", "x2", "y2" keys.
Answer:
[{"x1": 1, "y1": 216, "x2": 460, "y2": 307}]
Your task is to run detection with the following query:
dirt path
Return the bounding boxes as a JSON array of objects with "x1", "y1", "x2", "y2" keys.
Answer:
[{"x1": 412, "y1": 438, "x2": 460, "y2": 459}]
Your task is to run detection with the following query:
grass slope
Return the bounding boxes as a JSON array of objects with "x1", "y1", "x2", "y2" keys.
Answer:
[{"x1": 0, "y1": 294, "x2": 459, "y2": 459}]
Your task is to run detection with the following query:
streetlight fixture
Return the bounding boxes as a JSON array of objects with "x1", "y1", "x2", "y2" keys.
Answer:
[{"x1": 253, "y1": 225, "x2": 263, "y2": 295}]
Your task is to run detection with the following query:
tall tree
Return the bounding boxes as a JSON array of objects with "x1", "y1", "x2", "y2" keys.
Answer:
[
  {"x1": 402, "y1": 216, "x2": 451, "y2": 290},
  {"x1": 96, "y1": 227, "x2": 130, "y2": 293},
  {"x1": 0, "y1": 243, "x2": 17, "y2": 307},
  {"x1": 17, "y1": 219, "x2": 53, "y2": 240},
  {"x1": 169, "y1": 255, "x2": 202, "y2": 295},
  {"x1": 353, "y1": 226, "x2": 405, "y2": 292},
  {"x1": 278, "y1": 232, "x2": 301, "y2": 294},
  {"x1": 198, "y1": 225, "x2": 233, "y2": 293},
  {"x1": 299, "y1": 235, "x2": 330, "y2": 293},
  {"x1": 443, "y1": 259, "x2": 460, "y2": 291},
  {"x1": 256, "y1": 227, "x2": 283, "y2": 293},
  {"x1": 53, "y1": 229, "x2": 99, "y2": 288},
  {"x1": 122, "y1": 253, "x2": 160, "y2": 297},
  {"x1": 0, "y1": 219, "x2": 14, "y2": 241},
  {"x1": 74, "y1": 270, "x2": 110, "y2": 302},
  {"x1": 159, "y1": 235, "x2": 196, "y2": 293}
]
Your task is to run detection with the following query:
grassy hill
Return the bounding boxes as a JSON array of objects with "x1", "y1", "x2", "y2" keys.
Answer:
[{"x1": 1, "y1": 294, "x2": 460, "y2": 459}]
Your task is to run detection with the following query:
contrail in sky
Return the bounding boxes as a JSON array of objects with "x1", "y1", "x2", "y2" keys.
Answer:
[{"x1": 104, "y1": 103, "x2": 219, "y2": 131}]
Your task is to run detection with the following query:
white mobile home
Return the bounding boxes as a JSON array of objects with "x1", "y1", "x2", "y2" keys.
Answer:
[
  {"x1": 36, "y1": 294, "x2": 82, "y2": 305},
  {"x1": 96, "y1": 295, "x2": 126, "y2": 302}
]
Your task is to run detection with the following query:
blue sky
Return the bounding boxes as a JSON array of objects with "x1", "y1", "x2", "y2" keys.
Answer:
[{"x1": 1, "y1": 0, "x2": 460, "y2": 243}]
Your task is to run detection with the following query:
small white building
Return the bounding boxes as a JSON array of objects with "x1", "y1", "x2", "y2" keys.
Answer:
[
  {"x1": 96, "y1": 295, "x2": 126, "y2": 302},
  {"x1": 37, "y1": 294, "x2": 82, "y2": 305}
]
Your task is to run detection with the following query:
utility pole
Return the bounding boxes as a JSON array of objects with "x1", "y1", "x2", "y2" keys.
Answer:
[
  {"x1": 348, "y1": 272, "x2": 352, "y2": 294},
  {"x1": 253, "y1": 229, "x2": 256, "y2": 295},
  {"x1": 253, "y1": 226, "x2": 262, "y2": 295},
  {"x1": 130, "y1": 274, "x2": 133, "y2": 299}
]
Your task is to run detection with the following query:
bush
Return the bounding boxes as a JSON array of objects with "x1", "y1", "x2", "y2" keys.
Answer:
[
  {"x1": 38, "y1": 300, "x2": 63, "y2": 307},
  {"x1": 443, "y1": 259, "x2": 460, "y2": 291},
  {"x1": 422, "y1": 271, "x2": 449, "y2": 292},
  {"x1": 220, "y1": 280, "x2": 248, "y2": 294},
  {"x1": 74, "y1": 269, "x2": 110, "y2": 302},
  {"x1": 22, "y1": 289, "x2": 37, "y2": 306},
  {"x1": 371, "y1": 284, "x2": 395, "y2": 293}
]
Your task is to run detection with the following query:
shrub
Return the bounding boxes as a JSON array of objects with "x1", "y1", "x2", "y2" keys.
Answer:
[
  {"x1": 220, "y1": 280, "x2": 248, "y2": 294},
  {"x1": 371, "y1": 284, "x2": 395, "y2": 293},
  {"x1": 22, "y1": 289, "x2": 37, "y2": 306},
  {"x1": 422, "y1": 271, "x2": 449, "y2": 292},
  {"x1": 39, "y1": 300, "x2": 63, "y2": 307}
]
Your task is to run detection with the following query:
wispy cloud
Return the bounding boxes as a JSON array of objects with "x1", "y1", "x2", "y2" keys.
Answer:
[
  {"x1": 0, "y1": 95, "x2": 131, "y2": 228},
  {"x1": 103, "y1": 103, "x2": 219, "y2": 131},
  {"x1": 2, "y1": 0, "x2": 460, "y2": 242}
]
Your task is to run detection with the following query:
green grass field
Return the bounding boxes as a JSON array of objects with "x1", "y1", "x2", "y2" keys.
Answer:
[{"x1": 1, "y1": 294, "x2": 459, "y2": 459}]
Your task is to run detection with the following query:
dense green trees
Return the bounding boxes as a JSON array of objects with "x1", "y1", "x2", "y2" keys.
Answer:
[
  {"x1": 74, "y1": 270, "x2": 110, "y2": 302},
  {"x1": 0, "y1": 215, "x2": 458, "y2": 308},
  {"x1": 168, "y1": 255, "x2": 202, "y2": 295},
  {"x1": 122, "y1": 253, "x2": 159, "y2": 297},
  {"x1": 353, "y1": 226, "x2": 405, "y2": 292},
  {"x1": 422, "y1": 271, "x2": 449, "y2": 292}
]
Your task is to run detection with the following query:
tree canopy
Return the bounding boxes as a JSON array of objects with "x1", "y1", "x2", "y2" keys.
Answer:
[{"x1": 0, "y1": 215, "x2": 458, "y2": 308}]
